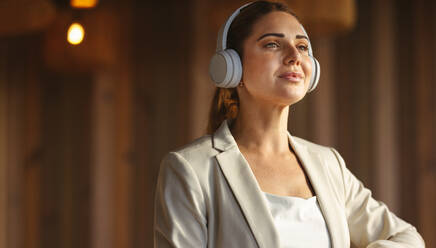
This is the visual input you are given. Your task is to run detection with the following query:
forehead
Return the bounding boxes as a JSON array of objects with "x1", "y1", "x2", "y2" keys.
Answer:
[{"x1": 250, "y1": 11, "x2": 304, "y2": 37}]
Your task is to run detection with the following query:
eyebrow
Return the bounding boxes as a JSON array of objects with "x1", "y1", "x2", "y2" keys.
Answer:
[{"x1": 256, "y1": 33, "x2": 309, "y2": 41}]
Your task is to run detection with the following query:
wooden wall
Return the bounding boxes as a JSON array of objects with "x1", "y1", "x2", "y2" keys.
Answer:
[
  {"x1": 403, "y1": 0, "x2": 436, "y2": 244},
  {"x1": 0, "y1": 35, "x2": 7, "y2": 248},
  {"x1": 0, "y1": 34, "x2": 44, "y2": 248},
  {"x1": 0, "y1": 0, "x2": 434, "y2": 247}
]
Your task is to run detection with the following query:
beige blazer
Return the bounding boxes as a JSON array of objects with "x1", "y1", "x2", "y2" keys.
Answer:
[{"x1": 154, "y1": 120, "x2": 425, "y2": 248}]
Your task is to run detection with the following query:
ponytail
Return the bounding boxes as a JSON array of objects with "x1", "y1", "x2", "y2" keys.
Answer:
[{"x1": 206, "y1": 87, "x2": 239, "y2": 134}]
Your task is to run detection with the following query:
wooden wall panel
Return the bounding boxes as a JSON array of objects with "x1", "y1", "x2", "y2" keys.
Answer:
[
  {"x1": 0, "y1": 34, "x2": 44, "y2": 248},
  {"x1": 92, "y1": 71, "x2": 116, "y2": 248},
  {"x1": 311, "y1": 39, "x2": 336, "y2": 147},
  {"x1": 189, "y1": 0, "x2": 216, "y2": 138},
  {"x1": 396, "y1": 0, "x2": 418, "y2": 227},
  {"x1": 333, "y1": 0, "x2": 374, "y2": 186},
  {"x1": 396, "y1": 0, "x2": 436, "y2": 245},
  {"x1": 6, "y1": 37, "x2": 26, "y2": 248},
  {"x1": 68, "y1": 76, "x2": 92, "y2": 248},
  {"x1": 41, "y1": 74, "x2": 63, "y2": 248},
  {"x1": 371, "y1": 0, "x2": 400, "y2": 213},
  {"x1": 41, "y1": 73, "x2": 92, "y2": 248},
  {"x1": 414, "y1": 1, "x2": 436, "y2": 246},
  {"x1": 114, "y1": 57, "x2": 133, "y2": 248},
  {"x1": 0, "y1": 38, "x2": 9, "y2": 248},
  {"x1": 114, "y1": 3, "x2": 134, "y2": 248},
  {"x1": 24, "y1": 36, "x2": 43, "y2": 248},
  {"x1": 132, "y1": 1, "x2": 193, "y2": 247}
]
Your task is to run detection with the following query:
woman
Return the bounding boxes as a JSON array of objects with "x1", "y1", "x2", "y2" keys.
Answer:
[{"x1": 154, "y1": 1, "x2": 425, "y2": 247}]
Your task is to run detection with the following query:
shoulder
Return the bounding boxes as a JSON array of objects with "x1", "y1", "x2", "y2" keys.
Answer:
[
  {"x1": 160, "y1": 134, "x2": 219, "y2": 175},
  {"x1": 292, "y1": 135, "x2": 334, "y2": 155},
  {"x1": 292, "y1": 136, "x2": 327, "y2": 149},
  {"x1": 171, "y1": 134, "x2": 218, "y2": 161}
]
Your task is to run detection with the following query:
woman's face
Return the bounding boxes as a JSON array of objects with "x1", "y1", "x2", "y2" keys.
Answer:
[{"x1": 240, "y1": 11, "x2": 313, "y2": 106}]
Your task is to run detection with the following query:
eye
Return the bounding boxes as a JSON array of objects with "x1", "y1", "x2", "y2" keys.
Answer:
[
  {"x1": 298, "y1": 44, "x2": 309, "y2": 52},
  {"x1": 264, "y1": 42, "x2": 280, "y2": 49}
]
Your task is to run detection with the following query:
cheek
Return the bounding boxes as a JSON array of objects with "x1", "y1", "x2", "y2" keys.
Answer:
[
  {"x1": 243, "y1": 52, "x2": 276, "y2": 81},
  {"x1": 242, "y1": 59, "x2": 259, "y2": 83}
]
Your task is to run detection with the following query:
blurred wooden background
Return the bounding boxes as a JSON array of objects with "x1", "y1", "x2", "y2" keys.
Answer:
[{"x1": 0, "y1": 0, "x2": 435, "y2": 247}]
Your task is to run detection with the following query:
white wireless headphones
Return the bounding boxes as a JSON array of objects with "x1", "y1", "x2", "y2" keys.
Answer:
[{"x1": 209, "y1": 2, "x2": 320, "y2": 92}]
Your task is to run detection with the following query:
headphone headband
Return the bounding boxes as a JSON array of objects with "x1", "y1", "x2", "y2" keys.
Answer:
[{"x1": 216, "y1": 2, "x2": 253, "y2": 51}]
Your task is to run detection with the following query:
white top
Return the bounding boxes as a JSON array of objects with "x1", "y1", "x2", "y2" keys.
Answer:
[{"x1": 263, "y1": 192, "x2": 331, "y2": 248}]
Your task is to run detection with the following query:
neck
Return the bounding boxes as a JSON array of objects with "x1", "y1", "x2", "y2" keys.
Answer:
[{"x1": 230, "y1": 101, "x2": 291, "y2": 156}]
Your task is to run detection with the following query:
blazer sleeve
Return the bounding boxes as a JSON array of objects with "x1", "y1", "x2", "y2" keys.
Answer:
[
  {"x1": 331, "y1": 148, "x2": 425, "y2": 248},
  {"x1": 154, "y1": 152, "x2": 207, "y2": 248}
]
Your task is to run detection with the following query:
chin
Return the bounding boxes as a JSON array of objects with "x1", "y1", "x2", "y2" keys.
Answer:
[
  {"x1": 282, "y1": 90, "x2": 307, "y2": 105},
  {"x1": 268, "y1": 81, "x2": 309, "y2": 106},
  {"x1": 284, "y1": 85, "x2": 307, "y2": 98},
  {"x1": 272, "y1": 94, "x2": 305, "y2": 107}
]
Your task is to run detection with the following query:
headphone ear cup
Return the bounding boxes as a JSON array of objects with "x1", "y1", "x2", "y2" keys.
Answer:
[
  {"x1": 209, "y1": 49, "x2": 242, "y2": 88},
  {"x1": 225, "y1": 49, "x2": 242, "y2": 88},
  {"x1": 307, "y1": 56, "x2": 320, "y2": 92},
  {"x1": 209, "y1": 51, "x2": 232, "y2": 87}
]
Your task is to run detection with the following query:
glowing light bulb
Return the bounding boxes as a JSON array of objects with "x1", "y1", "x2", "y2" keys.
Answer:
[
  {"x1": 67, "y1": 22, "x2": 85, "y2": 45},
  {"x1": 70, "y1": 0, "x2": 98, "y2": 9}
]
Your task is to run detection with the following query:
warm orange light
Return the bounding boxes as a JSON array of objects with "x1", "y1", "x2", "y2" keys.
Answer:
[
  {"x1": 67, "y1": 23, "x2": 85, "y2": 45},
  {"x1": 70, "y1": 0, "x2": 98, "y2": 9}
]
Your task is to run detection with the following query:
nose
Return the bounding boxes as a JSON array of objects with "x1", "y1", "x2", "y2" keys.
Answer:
[{"x1": 283, "y1": 45, "x2": 301, "y2": 66}]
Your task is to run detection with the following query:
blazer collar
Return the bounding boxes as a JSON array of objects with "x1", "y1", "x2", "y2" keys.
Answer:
[
  {"x1": 212, "y1": 119, "x2": 345, "y2": 248},
  {"x1": 212, "y1": 119, "x2": 237, "y2": 152}
]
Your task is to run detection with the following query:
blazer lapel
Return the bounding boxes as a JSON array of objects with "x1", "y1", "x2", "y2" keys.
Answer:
[
  {"x1": 213, "y1": 120, "x2": 280, "y2": 248},
  {"x1": 288, "y1": 133, "x2": 345, "y2": 248}
]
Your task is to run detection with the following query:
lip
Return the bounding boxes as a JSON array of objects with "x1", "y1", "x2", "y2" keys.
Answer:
[{"x1": 278, "y1": 72, "x2": 303, "y2": 82}]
